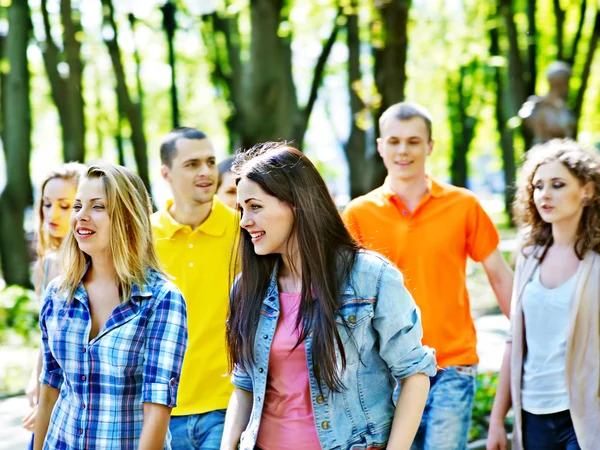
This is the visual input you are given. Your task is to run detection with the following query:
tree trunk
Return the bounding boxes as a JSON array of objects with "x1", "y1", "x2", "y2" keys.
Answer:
[
  {"x1": 343, "y1": 3, "x2": 369, "y2": 199},
  {"x1": 204, "y1": 10, "x2": 243, "y2": 151},
  {"x1": 241, "y1": 0, "x2": 297, "y2": 148},
  {"x1": 101, "y1": 0, "x2": 151, "y2": 196},
  {"x1": 0, "y1": 0, "x2": 33, "y2": 287},
  {"x1": 573, "y1": 10, "x2": 600, "y2": 134},
  {"x1": 60, "y1": 0, "x2": 85, "y2": 162},
  {"x1": 161, "y1": 2, "x2": 179, "y2": 129},
  {"x1": 291, "y1": 9, "x2": 341, "y2": 147},
  {"x1": 371, "y1": 0, "x2": 411, "y2": 190},
  {"x1": 38, "y1": 0, "x2": 85, "y2": 163},
  {"x1": 552, "y1": 0, "x2": 565, "y2": 60},
  {"x1": 448, "y1": 64, "x2": 477, "y2": 188},
  {"x1": 490, "y1": 18, "x2": 516, "y2": 223}
]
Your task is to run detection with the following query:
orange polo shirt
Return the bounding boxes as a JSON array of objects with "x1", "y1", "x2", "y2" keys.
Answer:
[{"x1": 342, "y1": 177, "x2": 499, "y2": 368}]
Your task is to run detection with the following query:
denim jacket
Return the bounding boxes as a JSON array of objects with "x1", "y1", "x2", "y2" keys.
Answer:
[{"x1": 232, "y1": 250, "x2": 437, "y2": 450}]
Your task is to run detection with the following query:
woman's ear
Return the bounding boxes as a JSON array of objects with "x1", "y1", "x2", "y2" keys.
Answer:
[{"x1": 582, "y1": 181, "x2": 595, "y2": 205}]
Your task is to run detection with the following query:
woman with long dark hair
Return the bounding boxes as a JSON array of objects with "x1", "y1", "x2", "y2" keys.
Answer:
[{"x1": 220, "y1": 143, "x2": 436, "y2": 450}]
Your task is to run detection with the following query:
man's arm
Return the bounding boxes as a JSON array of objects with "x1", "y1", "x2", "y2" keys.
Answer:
[{"x1": 482, "y1": 249, "x2": 513, "y2": 317}]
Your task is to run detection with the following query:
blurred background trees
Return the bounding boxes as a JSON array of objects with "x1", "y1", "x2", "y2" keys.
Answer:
[{"x1": 1, "y1": 0, "x2": 600, "y2": 286}]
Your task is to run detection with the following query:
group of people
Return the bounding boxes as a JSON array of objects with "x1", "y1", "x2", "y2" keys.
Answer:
[{"x1": 21, "y1": 101, "x2": 600, "y2": 450}]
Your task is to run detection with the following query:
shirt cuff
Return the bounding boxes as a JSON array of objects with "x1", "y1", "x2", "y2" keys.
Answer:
[
  {"x1": 231, "y1": 373, "x2": 253, "y2": 393},
  {"x1": 142, "y1": 378, "x2": 178, "y2": 407},
  {"x1": 40, "y1": 370, "x2": 63, "y2": 390},
  {"x1": 391, "y1": 346, "x2": 438, "y2": 379}
]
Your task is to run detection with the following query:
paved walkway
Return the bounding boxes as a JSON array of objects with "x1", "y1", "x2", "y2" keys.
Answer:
[{"x1": 0, "y1": 396, "x2": 32, "y2": 450}]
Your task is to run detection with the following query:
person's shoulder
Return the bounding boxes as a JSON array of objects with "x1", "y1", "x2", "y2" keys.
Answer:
[
  {"x1": 344, "y1": 187, "x2": 388, "y2": 213},
  {"x1": 352, "y1": 249, "x2": 392, "y2": 276},
  {"x1": 150, "y1": 208, "x2": 169, "y2": 233},
  {"x1": 144, "y1": 269, "x2": 185, "y2": 303},
  {"x1": 435, "y1": 180, "x2": 478, "y2": 201}
]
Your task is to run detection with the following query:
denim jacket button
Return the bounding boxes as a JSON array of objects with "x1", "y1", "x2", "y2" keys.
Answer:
[
  {"x1": 321, "y1": 421, "x2": 330, "y2": 430},
  {"x1": 258, "y1": 368, "x2": 264, "y2": 373},
  {"x1": 263, "y1": 334, "x2": 268, "y2": 339},
  {"x1": 348, "y1": 315, "x2": 357, "y2": 324},
  {"x1": 316, "y1": 395, "x2": 324, "y2": 404}
]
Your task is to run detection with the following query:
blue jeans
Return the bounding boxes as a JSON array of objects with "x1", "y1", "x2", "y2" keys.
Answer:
[
  {"x1": 169, "y1": 410, "x2": 226, "y2": 450},
  {"x1": 522, "y1": 409, "x2": 580, "y2": 450},
  {"x1": 410, "y1": 365, "x2": 477, "y2": 450}
]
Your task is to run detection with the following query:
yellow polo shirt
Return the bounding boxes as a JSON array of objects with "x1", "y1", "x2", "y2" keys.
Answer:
[{"x1": 151, "y1": 197, "x2": 238, "y2": 415}]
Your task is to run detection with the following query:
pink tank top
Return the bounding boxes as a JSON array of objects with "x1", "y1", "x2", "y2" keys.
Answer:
[{"x1": 255, "y1": 292, "x2": 321, "y2": 450}]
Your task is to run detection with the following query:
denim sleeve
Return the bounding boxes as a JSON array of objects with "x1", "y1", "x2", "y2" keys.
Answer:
[
  {"x1": 373, "y1": 263, "x2": 437, "y2": 379},
  {"x1": 231, "y1": 364, "x2": 254, "y2": 392},
  {"x1": 142, "y1": 285, "x2": 188, "y2": 407},
  {"x1": 39, "y1": 285, "x2": 64, "y2": 390}
]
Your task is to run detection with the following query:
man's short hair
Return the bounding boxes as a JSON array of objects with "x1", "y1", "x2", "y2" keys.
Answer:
[
  {"x1": 160, "y1": 127, "x2": 208, "y2": 167},
  {"x1": 379, "y1": 102, "x2": 433, "y2": 141}
]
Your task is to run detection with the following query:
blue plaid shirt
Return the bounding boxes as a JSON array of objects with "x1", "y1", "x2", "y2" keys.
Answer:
[{"x1": 39, "y1": 268, "x2": 188, "y2": 450}]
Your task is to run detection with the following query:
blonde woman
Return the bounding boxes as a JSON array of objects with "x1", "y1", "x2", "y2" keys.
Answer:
[
  {"x1": 33, "y1": 164, "x2": 188, "y2": 450},
  {"x1": 22, "y1": 163, "x2": 85, "y2": 440},
  {"x1": 487, "y1": 140, "x2": 600, "y2": 450}
]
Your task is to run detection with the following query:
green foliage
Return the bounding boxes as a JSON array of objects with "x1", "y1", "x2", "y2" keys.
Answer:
[
  {"x1": 0, "y1": 286, "x2": 39, "y2": 346},
  {"x1": 469, "y1": 371, "x2": 513, "y2": 442}
]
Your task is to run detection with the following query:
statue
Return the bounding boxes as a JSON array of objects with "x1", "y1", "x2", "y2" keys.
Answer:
[{"x1": 519, "y1": 61, "x2": 576, "y2": 144}]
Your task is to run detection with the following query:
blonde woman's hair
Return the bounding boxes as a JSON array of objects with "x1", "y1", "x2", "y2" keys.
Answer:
[
  {"x1": 59, "y1": 164, "x2": 162, "y2": 303},
  {"x1": 36, "y1": 163, "x2": 86, "y2": 257}
]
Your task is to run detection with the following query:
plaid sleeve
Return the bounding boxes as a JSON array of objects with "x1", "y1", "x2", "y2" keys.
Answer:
[
  {"x1": 142, "y1": 283, "x2": 188, "y2": 407},
  {"x1": 39, "y1": 285, "x2": 64, "y2": 389}
]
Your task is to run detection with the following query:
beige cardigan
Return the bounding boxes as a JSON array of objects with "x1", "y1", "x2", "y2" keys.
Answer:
[{"x1": 508, "y1": 247, "x2": 600, "y2": 450}]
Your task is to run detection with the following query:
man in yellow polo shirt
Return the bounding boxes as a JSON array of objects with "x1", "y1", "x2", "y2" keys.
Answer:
[{"x1": 151, "y1": 127, "x2": 238, "y2": 450}]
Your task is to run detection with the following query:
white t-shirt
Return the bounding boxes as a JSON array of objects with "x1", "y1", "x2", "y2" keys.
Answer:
[{"x1": 521, "y1": 265, "x2": 578, "y2": 415}]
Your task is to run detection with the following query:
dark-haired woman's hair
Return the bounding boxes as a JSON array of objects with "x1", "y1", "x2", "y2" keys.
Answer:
[
  {"x1": 227, "y1": 143, "x2": 360, "y2": 392},
  {"x1": 513, "y1": 139, "x2": 600, "y2": 259}
]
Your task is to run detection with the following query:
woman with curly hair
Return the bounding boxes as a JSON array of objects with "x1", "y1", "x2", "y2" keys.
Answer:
[{"x1": 487, "y1": 139, "x2": 600, "y2": 450}]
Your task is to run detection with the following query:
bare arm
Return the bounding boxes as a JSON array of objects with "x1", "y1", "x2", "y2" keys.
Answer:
[
  {"x1": 33, "y1": 384, "x2": 59, "y2": 450},
  {"x1": 387, "y1": 373, "x2": 430, "y2": 450},
  {"x1": 137, "y1": 403, "x2": 172, "y2": 450},
  {"x1": 482, "y1": 249, "x2": 513, "y2": 317},
  {"x1": 26, "y1": 260, "x2": 45, "y2": 408},
  {"x1": 486, "y1": 343, "x2": 512, "y2": 450},
  {"x1": 220, "y1": 387, "x2": 253, "y2": 450}
]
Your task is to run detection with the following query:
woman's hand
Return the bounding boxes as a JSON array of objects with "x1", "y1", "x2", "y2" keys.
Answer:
[
  {"x1": 26, "y1": 372, "x2": 40, "y2": 407},
  {"x1": 486, "y1": 420, "x2": 508, "y2": 450},
  {"x1": 22, "y1": 404, "x2": 38, "y2": 432}
]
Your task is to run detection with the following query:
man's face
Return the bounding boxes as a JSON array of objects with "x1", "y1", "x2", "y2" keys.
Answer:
[
  {"x1": 377, "y1": 117, "x2": 433, "y2": 182},
  {"x1": 161, "y1": 138, "x2": 218, "y2": 206}
]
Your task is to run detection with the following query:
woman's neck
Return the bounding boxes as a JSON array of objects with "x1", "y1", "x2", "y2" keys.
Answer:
[
  {"x1": 551, "y1": 214, "x2": 581, "y2": 249},
  {"x1": 87, "y1": 252, "x2": 118, "y2": 283},
  {"x1": 279, "y1": 248, "x2": 302, "y2": 293}
]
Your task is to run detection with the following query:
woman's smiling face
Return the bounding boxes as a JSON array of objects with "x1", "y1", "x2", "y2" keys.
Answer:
[{"x1": 237, "y1": 177, "x2": 295, "y2": 257}]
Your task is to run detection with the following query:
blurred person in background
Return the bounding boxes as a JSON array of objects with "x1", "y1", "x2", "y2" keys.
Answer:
[
  {"x1": 22, "y1": 163, "x2": 85, "y2": 447},
  {"x1": 216, "y1": 157, "x2": 237, "y2": 210}
]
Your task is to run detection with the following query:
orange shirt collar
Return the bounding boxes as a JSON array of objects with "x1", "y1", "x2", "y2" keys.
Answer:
[{"x1": 381, "y1": 175, "x2": 445, "y2": 200}]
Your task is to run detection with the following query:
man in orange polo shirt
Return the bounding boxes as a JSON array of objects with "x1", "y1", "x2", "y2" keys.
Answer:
[{"x1": 343, "y1": 102, "x2": 513, "y2": 450}]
